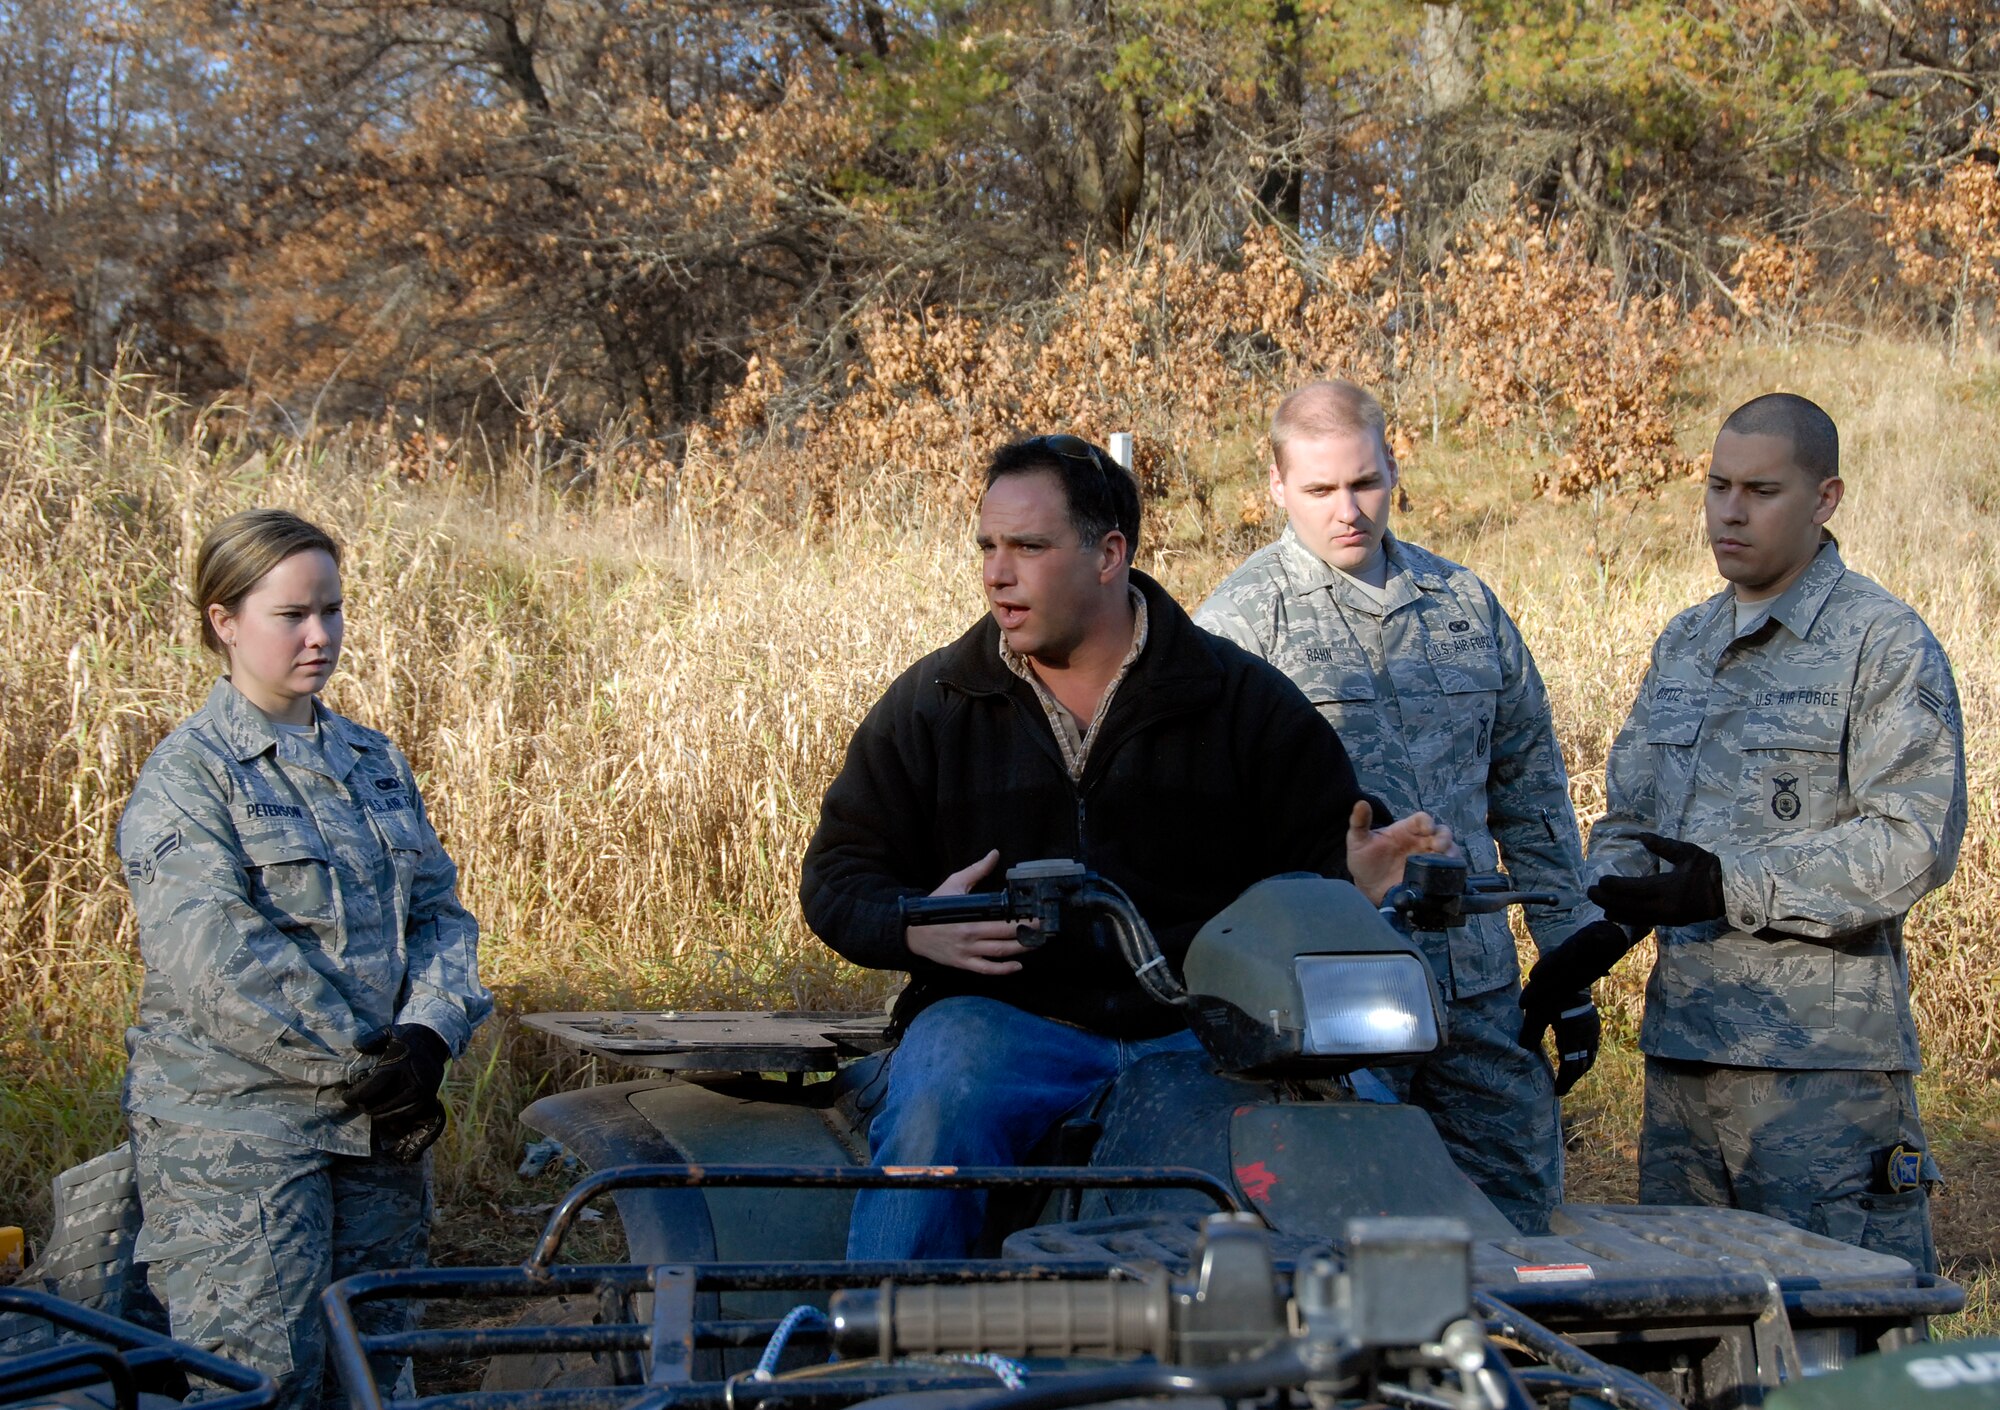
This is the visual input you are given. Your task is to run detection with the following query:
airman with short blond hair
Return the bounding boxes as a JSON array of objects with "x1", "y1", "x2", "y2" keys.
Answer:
[{"x1": 1197, "y1": 379, "x2": 1609, "y2": 1235}]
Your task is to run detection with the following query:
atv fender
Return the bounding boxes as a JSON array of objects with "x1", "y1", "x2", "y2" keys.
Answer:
[
  {"x1": 517, "y1": 1074, "x2": 872, "y2": 1381},
  {"x1": 518, "y1": 1075, "x2": 866, "y2": 1267}
]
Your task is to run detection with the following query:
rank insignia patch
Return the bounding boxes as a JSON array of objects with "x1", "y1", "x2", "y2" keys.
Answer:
[
  {"x1": 126, "y1": 829, "x2": 180, "y2": 885},
  {"x1": 1918, "y1": 684, "x2": 1959, "y2": 731}
]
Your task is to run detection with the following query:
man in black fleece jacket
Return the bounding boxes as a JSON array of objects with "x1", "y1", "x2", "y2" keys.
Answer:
[{"x1": 801, "y1": 434, "x2": 1452, "y2": 1258}]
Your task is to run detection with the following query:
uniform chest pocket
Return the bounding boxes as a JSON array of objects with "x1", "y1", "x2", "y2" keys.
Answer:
[
  {"x1": 1301, "y1": 651, "x2": 1377, "y2": 741},
  {"x1": 1738, "y1": 718, "x2": 1843, "y2": 831},
  {"x1": 1299, "y1": 653, "x2": 1376, "y2": 705},
  {"x1": 240, "y1": 830, "x2": 336, "y2": 929},
  {"x1": 1641, "y1": 674, "x2": 1707, "y2": 746},
  {"x1": 370, "y1": 807, "x2": 427, "y2": 898},
  {"x1": 1423, "y1": 648, "x2": 1502, "y2": 767},
  {"x1": 1429, "y1": 650, "x2": 1504, "y2": 698},
  {"x1": 370, "y1": 807, "x2": 426, "y2": 854},
  {"x1": 1646, "y1": 723, "x2": 1700, "y2": 759}
]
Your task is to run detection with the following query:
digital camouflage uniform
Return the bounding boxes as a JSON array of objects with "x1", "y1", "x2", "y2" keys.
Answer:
[
  {"x1": 118, "y1": 678, "x2": 491, "y2": 1409},
  {"x1": 1591, "y1": 538, "x2": 1964, "y2": 1270},
  {"x1": 1197, "y1": 527, "x2": 1594, "y2": 1234}
]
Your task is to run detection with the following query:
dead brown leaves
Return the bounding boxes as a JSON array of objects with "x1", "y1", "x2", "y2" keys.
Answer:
[
  {"x1": 1879, "y1": 132, "x2": 2000, "y2": 339},
  {"x1": 1429, "y1": 211, "x2": 1707, "y2": 500},
  {"x1": 702, "y1": 210, "x2": 1703, "y2": 515}
]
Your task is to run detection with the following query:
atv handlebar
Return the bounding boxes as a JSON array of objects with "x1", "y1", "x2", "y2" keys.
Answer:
[
  {"x1": 904, "y1": 855, "x2": 1561, "y2": 962},
  {"x1": 898, "y1": 858, "x2": 1101, "y2": 945},
  {"x1": 898, "y1": 861, "x2": 1189, "y2": 1008},
  {"x1": 1381, "y1": 854, "x2": 1560, "y2": 933},
  {"x1": 827, "y1": 1212, "x2": 1674, "y2": 1410}
]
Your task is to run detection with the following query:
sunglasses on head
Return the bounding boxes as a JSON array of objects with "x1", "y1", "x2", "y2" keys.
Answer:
[{"x1": 1023, "y1": 433, "x2": 1119, "y2": 487}]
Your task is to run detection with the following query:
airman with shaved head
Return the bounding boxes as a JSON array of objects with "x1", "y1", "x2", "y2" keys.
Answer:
[{"x1": 1525, "y1": 392, "x2": 1966, "y2": 1270}]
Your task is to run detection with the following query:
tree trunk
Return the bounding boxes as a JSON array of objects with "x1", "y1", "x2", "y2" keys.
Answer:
[{"x1": 1418, "y1": 2, "x2": 1477, "y2": 117}]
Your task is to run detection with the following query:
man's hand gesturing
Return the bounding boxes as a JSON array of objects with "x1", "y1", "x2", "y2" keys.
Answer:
[
  {"x1": 905, "y1": 849, "x2": 1034, "y2": 975},
  {"x1": 1346, "y1": 801, "x2": 1458, "y2": 905}
]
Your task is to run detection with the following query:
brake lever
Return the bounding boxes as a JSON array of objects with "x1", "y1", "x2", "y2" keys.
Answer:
[{"x1": 1456, "y1": 889, "x2": 1561, "y2": 915}]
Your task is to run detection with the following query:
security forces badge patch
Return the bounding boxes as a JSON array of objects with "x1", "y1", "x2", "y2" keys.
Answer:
[{"x1": 1770, "y1": 771, "x2": 1803, "y2": 822}]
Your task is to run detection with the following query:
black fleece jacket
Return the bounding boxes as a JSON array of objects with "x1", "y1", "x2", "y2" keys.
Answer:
[{"x1": 799, "y1": 570, "x2": 1370, "y2": 1039}]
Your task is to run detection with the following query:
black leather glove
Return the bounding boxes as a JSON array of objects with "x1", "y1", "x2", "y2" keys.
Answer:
[
  {"x1": 1518, "y1": 978, "x2": 1604, "y2": 1098},
  {"x1": 1586, "y1": 833, "x2": 1726, "y2": 929},
  {"x1": 1548, "y1": 996, "x2": 1601, "y2": 1097},
  {"x1": 340, "y1": 1024, "x2": 451, "y2": 1121},
  {"x1": 1519, "y1": 919, "x2": 1639, "y2": 1016},
  {"x1": 370, "y1": 1097, "x2": 448, "y2": 1164}
]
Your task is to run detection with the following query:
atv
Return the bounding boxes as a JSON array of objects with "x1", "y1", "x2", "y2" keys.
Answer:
[{"x1": 342, "y1": 857, "x2": 1959, "y2": 1410}]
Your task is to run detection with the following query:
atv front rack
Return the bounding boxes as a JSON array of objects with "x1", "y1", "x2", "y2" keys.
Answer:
[
  {"x1": 0, "y1": 1285, "x2": 276, "y2": 1410},
  {"x1": 323, "y1": 1164, "x2": 1677, "y2": 1410},
  {"x1": 522, "y1": 1012, "x2": 891, "y2": 1074}
]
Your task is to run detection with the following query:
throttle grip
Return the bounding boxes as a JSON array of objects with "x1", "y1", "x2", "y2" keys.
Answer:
[
  {"x1": 830, "y1": 1275, "x2": 1172, "y2": 1361},
  {"x1": 897, "y1": 890, "x2": 1012, "y2": 926}
]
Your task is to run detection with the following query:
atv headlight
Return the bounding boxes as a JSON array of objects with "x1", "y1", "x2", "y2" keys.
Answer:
[{"x1": 1294, "y1": 954, "x2": 1441, "y2": 1057}]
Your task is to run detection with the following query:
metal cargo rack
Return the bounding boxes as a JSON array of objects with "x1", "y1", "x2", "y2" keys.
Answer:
[
  {"x1": 1006, "y1": 1204, "x2": 1964, "y2": 1408},
  {"x1": 0, "y1": 1285, "x2": 275, "y2": 1410}
]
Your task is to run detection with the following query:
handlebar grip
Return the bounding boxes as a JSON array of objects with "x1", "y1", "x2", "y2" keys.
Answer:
[
  {"x1": 897, "y1": 890, "x2": 1013, "y2": 925},
  {"x1": 830, "y1": 1279, "x2": 1171, "y2": 1361}
]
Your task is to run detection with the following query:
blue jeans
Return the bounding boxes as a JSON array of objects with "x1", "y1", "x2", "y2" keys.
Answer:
[{"x1": 848, "y1": 996, "x2": 1204, "y2": 1259}]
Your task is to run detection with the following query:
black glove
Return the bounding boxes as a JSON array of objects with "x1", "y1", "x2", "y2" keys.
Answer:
[
  {"x1": 339, "y1": 1024, "x2": 451, "y2": 1121},
  {"x1": 370, "y1": 1097, "x2": 448, "y2": 1164},
  {"x1": 1519, "y1": 919, "x2": 1639, "y2": 1015},
  {"x1": 1518, "y1": 981, "x2": 1604, "y2": 1098},
  {"x1": 1549, "y1": 996, "x2": 1601, "y2": 1097},
  {"x1": 1586, "y1": 833, "x2": 1726, "y2": 929}
]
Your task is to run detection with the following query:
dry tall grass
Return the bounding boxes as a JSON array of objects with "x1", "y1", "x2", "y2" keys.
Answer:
[{"x1": 1, "y1": 328, "x2": 1996, "y2": 1329}]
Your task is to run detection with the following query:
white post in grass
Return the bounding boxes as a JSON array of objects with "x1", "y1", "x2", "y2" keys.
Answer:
[{"x1": 1108, "y1": 432, "x2": 1135, "y2": 471}]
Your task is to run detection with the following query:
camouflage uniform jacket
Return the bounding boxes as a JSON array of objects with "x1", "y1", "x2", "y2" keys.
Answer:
[
  {"x1": 118, "y1": 678, "x2": 491, "y2": 1154},
  {"x1": 1592, "y1": 539, "x2": 1965, "y2": 1072},
  {"x1": 1196, "y1": 527, "x2": 1594, "y2": 999}
]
